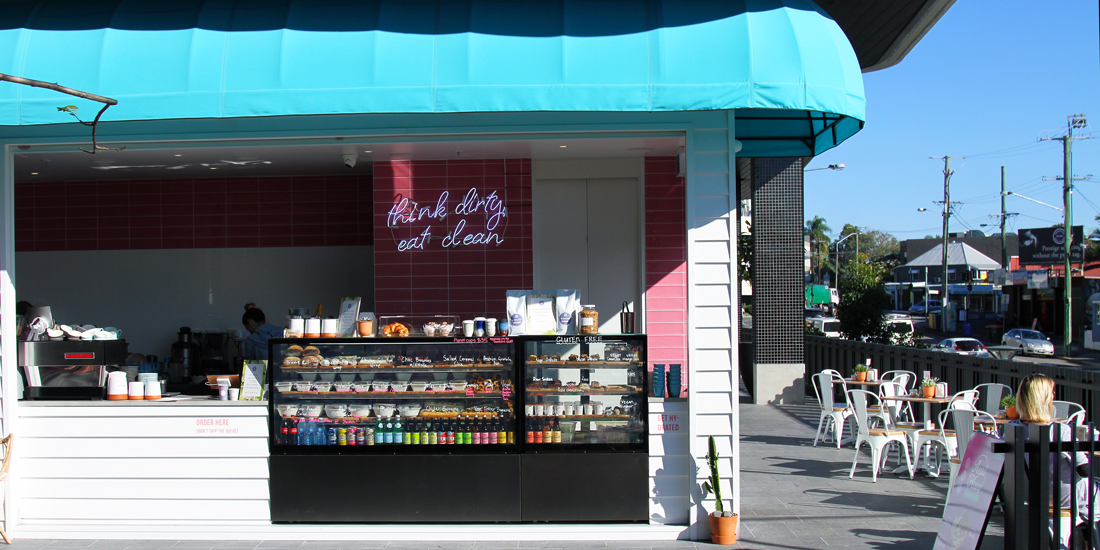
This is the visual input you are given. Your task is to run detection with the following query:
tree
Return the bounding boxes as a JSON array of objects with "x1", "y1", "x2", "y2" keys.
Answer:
[
  {"x1": 804, "y1": 216, "x2": 831, "y2": 284},
  {"x1": 737, "y1": 221, "x2": 753, "y2": 284},
  {"x1": 0, "y1": 72, "x2": 121, "y2": 153},
  {"x1": 837, "y1": 261, "x2": 891, "y2": 342}
]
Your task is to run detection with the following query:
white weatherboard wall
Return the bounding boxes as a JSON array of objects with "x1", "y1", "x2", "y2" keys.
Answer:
[
  {"x1": 649, "y1": 400, "x2": 689, "y2": 525},
  {"x1": 686, "y1": 114, "x2": 737, "y2": 539},
  {"x1": 14, "y1": 246, "x2": 374, "y2": 356},
  {"x1": 16, "y1": 403, "x2": 269, "y2": 531}
]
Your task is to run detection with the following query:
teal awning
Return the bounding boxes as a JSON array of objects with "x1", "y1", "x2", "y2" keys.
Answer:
[{"x1": 0, "y1": 0, "x2": 865, "y2": 156}]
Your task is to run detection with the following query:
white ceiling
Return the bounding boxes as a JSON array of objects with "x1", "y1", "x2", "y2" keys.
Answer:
[{"x1": 13, "y1": 135, "x2": 684, "y2": 183}]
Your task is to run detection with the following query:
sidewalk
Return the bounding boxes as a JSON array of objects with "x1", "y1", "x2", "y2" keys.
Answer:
[{"x1": 737, "y1": 400, "x2": 1004, "y2": 549}]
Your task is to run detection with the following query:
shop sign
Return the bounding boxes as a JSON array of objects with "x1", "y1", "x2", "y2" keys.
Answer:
[
  {"x1": 1018, "y1": 226, "x2": 1084, "y2": 265},
  {"x1": 1027, "y1": 271, "x2": 1049, "y2": 289},
  {"x1": 386, "y1": 188, "x2": 507, "y2": 251},
  {"x1": 195, "y1": 417, "x2": 239, "y2": 435},
  {"x1": 652, "y1": 413, "x2": 681, "y2": 433}
]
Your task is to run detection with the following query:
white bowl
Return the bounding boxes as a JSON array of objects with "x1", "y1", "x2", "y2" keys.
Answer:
[
  {"x1": 398, "y1": 404, "x2": 422, "y2": 417},
  {"x1": 374, "y1": 403, "x2": 396, "y2": 417},
  {"x1": 324, "y1": 405, "x2": 349, "y2": 418},
  {"x1": 349, "y1": 405, "x2": 373, "y2": 418},
  {"x1": 275, "y1": 382, "x2": 294, "y2": 393},
  {"x1": 276, "y1": 404, "x2": 299, "y2": 417},
  {"x1": 450, "y1": 381, "x2": 468, "y2": 392},
  {"x1": 294, "y1": 381, "x2": 313, "y2": 392},
  {"x1": 409, "y1": 382, "x2": 428, "y2": 392},
  {"x1": 313, "y1": 382, "x2": 333, "y2": 393},
  {"x1": 353, "y1": 383, "x2": 373, "y2": 392},
  {"x1": 301, "y1": 405, "x2": 323, "y2": 418}
]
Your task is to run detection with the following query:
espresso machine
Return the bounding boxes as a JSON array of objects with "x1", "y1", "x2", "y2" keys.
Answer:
[{"x1": 19, "y1": 340, "x2": 129, "y2": 400}]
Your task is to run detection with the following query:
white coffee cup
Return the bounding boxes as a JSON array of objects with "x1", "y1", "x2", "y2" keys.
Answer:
[
  {"x1": 486, "y1": 318, "x2": 497, "y2": 337},
  {"x1": 128, "y1": 381, "x2": 144, "y2": 400},
  {"x1": 583, "y1": 404, "x2": 594, "y2": 415},
  {"x1": 554, "y1": 404, "x2": 566, "y2": 416},
  {"x1": 144, "y1": 380, "x2": 161, "y2": 399},
  {"x1": 564, "y1": 404, "x2": 576, "y2": 416},
  {"x1": 463, "y1": 320, "x2": 475, "y2": 337},
  {"x1": 228, "y1": 388, "x2": 240, "y2": 401},
  {"x1": 594, "y1": 404, "x2": 604, "y2": 415},
  {"x1": 525, "y1": 405, "x2": 534, "y2": 415},
  {"x1": 534, "y1": 405, "x2": 545, "y2": 416}
]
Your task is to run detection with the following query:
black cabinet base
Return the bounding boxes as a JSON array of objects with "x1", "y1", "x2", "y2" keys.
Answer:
[
  {"x1": 521, "y1": 453, "x2": 649, "y2": 522},
  {"x1": 271, "y1": 454, "x2": 521, "y2": 523}
]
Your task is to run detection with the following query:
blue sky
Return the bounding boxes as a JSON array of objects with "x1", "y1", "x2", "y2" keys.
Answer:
[{"x1": 807, "y1": 1, "x2": 1100, "y2": 243}]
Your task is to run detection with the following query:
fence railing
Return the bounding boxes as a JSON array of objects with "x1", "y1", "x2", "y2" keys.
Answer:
[
  {"x1": 805, "y1": 336, "x2": 1100, "y2": 422},
  {"x1": 997, "y1": 422, "x2": 1098, "y2": 550}
]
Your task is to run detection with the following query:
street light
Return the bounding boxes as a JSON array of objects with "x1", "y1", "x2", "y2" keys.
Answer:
[
  {"x1": 832, "y1": 230, "x2": 860, "y2": 287},
  {"x1": 1003, "y1": 191, "x2": 1063, "y2": 212},
  {"x1": 806, "y1": 164, "x2": 845, "y2": 172}
]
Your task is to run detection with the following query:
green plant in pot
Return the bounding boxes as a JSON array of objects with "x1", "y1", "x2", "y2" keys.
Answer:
[
  {"x1": 701, "y1": 435, "x2": 738, "y2": 544},
  {"x1": 853, "y1": 363, "x2": 869, "y2": 382},
  {"x1": 1001, "y1": 395, "x2": 1018, "y2": 420},
  {"x1": 920, "y1": 377, "x2": 939, "y2": 398}
]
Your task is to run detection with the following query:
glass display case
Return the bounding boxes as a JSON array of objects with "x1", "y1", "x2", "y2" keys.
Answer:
[
  {"x1": 521, "y1": 335, "x2": 647, "y2": 451},
  {"x1": 268, "y1": 337, "x2": 517, "y2": 453}
]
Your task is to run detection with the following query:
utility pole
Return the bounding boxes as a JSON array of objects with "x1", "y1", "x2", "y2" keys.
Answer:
[
  {"x1": 1040, "y1": 114, "x2": 1093, "y2": 358},
  {"x1": 931, "y1": 156, "x2": 964, "y2": 331},
  {"x1": 1001, "y1": 167, "x2": 1008, "y2": 269}
]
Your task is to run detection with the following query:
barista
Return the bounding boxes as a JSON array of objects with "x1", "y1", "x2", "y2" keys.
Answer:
[{"x1": 241, "y1": 303, "x2": 285, "y2": 361}]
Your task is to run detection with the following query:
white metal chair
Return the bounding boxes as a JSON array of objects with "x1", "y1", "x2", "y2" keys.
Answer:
[
  {"x1": 974, "y1": 383, "x2": 1013, "y2": 416},
  {"x1": 1067, "y1": 409, "x2": 1087, "y2": 427},
  {"x1": 1053, "y1": 400, "x2": 1085, "y2": 425},
  {"x1": 813, "y1": 371, "x2": 853, "y2": 448},
  {"x1": 880, "y1": 371, "x2": 916, "y2": 421},
  {"x1": 950, "y1": 389, "x2": 980, "y2": 410},
  {"x1": 848, "y1": 389, "x2": 914, "y2": 482},
  {"x1": 939, "y1": 407, "x2": 1000, "y2": 503}
]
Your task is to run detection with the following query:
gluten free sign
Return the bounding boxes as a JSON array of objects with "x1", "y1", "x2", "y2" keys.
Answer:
[{"x1": 387, "y1": 188, "x2": 507, "y2": 251}]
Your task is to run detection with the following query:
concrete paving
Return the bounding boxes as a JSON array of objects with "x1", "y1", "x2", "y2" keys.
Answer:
[{"x1": 736, "y1": 401, "x2": 1005, "y2": 549}]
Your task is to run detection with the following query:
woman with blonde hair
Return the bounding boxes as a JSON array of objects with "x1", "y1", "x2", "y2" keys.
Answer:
[{"x1": 1016, "y1": 373, "x2": 1096, "y2": 527}]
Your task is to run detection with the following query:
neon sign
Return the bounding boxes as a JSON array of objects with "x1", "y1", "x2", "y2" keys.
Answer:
[{"x1": 387, "y1": 188, "x2": 507, "y2": 251}]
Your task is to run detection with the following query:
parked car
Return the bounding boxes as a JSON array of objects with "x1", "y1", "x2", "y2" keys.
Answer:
[
  {"x1": 805, "y1": 307, "x2": 827, "y2": 319},
  {"x1": 808, "y1": 317, "x2": 842, "y2": 338},
  {"x1": 884, "y1": 318, "x2": 915, "y2": 345},
  {"x1": 932, "y1": 337, "x2": 990, "y2": 357},
  {"x1": 1001, "y1": 328, "x2": 1055, "y2": 356},
  {"x1": 908, "y1": 300, "x2": 943, "y2": 315}
]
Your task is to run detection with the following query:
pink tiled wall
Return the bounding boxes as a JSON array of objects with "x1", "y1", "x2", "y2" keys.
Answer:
[
  {"x1": 373, "y1": 159, "x2": 533, "y2": 320},
  {"x1": 14, "y1": 175, "x2": 373, "y2": 251},
  {"x1": 645, "y1": 157, "x2": 689, "y2": 398}
]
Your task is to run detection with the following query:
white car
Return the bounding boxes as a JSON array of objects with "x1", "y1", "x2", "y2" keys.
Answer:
[
  {"x1": 884, "y1": 318, "x2": 915, "y2": 345},
  {"x1": 932, "y1": 338, "x2": 991, "y2": 357},
  {"x1": 1001, "y1": 329, "x2": 1055, "y2": 356},
  {"x1": 808, "y1": 317, "x2": 842, "y2": 338}
]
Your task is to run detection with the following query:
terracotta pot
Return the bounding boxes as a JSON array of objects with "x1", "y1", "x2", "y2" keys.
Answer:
[
  {"x1": 922, "y1": 385, "x2": 936, "y2": 398},
  {"x1": 710, "y1": 512, "x2": 739, "y2": 545},
  {"x1": 854, "y1": 371, "x2": 867, "y2": 382},
  {"x1": 1006, "y1": 405, "x2": 1019, "y2": 420}
]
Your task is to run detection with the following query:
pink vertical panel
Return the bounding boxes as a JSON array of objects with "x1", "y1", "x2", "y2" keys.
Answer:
[{"x1": 645, "y1": 157, "x2": 688, "y2": 398}]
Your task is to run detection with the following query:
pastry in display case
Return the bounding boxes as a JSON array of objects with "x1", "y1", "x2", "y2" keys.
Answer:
[
  {"x1": 268, "y1": 337, "x2": 517, "y2": 451},
  {"x1": 521, "y1": 335, "x2": 647, "y2": 450}
]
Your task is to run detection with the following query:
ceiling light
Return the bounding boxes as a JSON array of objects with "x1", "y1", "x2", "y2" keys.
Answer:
[
  {"x1": 363, "y1": 150, "x2": 372, "y2": 153},
  {"x1": 174, "y1": 154, "x2": 182, "y2": 157},
  {"x1": 30, "y1": 172, "x2": 38, "y2": 175},
  {"x1": 559, "y1": 145, "x2": 568, "y2": 148},
  {"x1": 210, "y1": 167, "x2": 217, "y2": 170}
]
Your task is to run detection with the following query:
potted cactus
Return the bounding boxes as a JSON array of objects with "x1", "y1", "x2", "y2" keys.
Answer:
[
  {"x1": 853, "y1": 363, "x2": 869, "y2": 382},
  {"x1": 1001, "y1": 395, "x2": 1018, "y2": 420},
  {"x1": 701, "y1": 435, "x2": 738, "y2": 544},
  {"x1": 921, "y1": 377, "x2": 939, "y2": 398}
]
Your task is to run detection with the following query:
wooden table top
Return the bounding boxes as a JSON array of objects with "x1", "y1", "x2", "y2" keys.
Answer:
[
  {"x1": 833, "y1": 378, "x2": 883, "y2": 386},
  {"x1": 881, "y1": 395, "x2": 958, "y2": 404}
]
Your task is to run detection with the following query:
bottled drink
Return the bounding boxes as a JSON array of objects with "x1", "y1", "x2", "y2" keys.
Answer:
[
  {"x1": 312, "y1": 422, "x2": 325, "y2": 446},
  {"x1": 366, "y1": 426, "x2": 375, "y2": 445},
  {"x1": 488, "y1": 418, "x2": 498, "y2": 445},
  {"x1": 424, "y1": 422, "x2": 434, "y2": 444},
  {"x1": 374, "y1": 420, "x2": 385, "y2": 445},
  {"x1": 394, "y1": 416, "x2": 405, "y2": 444},
  {"x1": 328, "y1": 426, "x2": 338, "y2": 446},
  {"x1": 542, "y1": 418, "x2": 552, "y2": 443},
  {"x1": 497, "y1": 415, "x2": 507, "y2": 445},
  {"x1": 534, "y1": 418, "x2": 544, "y2": 443},
  {"x1": 552, "y1": 418, "x2": 562, "y2": 444},
  {"x1": 411, "y1": 421, "x2": 421, "y2": 445},
  {"x1": 347, "y1": 427, "x2": 357, "y2": 446},
  {"x1": 288, "y1": 421, "x2": 298, "y2": 445},
  {"x1": 420, "y1": 420, "x2": 429, "y2": 445},
  {"x1": 356, "y1": 427, "x2": 366, "y2": 445},
  {"x1": 337, "y1": 428, "x2": 347, "y2": 445},
  {"x1": 463, "y1": 416, "x2": 473, "y2": 444},
  {"x1": 526, "y1": 417, "x2": 535, "y2": 443},
  {"x1": 445, "y1": 420, "x2": 455, "y2": 444},
  {"x1": 383, "y1": 417, "x2": 394, "y2": 445}
]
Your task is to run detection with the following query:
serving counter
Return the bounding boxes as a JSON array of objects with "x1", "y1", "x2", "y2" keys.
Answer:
[{"x1": 16, "y1": 398, "x2": 271, "y2": 526}]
